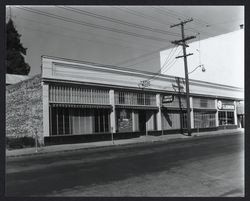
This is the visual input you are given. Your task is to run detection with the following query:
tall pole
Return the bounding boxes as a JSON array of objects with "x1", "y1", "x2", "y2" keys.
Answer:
[
  {"x1": 177, "y1": 77, "x2": 183, "y2": 134},
  {"x1": 170, "y1": 19, "x2": 195, "y2": 136}
]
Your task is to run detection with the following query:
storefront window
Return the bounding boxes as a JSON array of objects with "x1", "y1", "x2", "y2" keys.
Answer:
[
  {"x1": 219, "y1": 111, "x2": 226, "y2": 125},
  {"x1": 218, "y1": 111, "x2": 235, "y2": 125},
  {"x1": 116, "y1": 109, "x2": 133, "y2": 132},
  {"x1": 137, "y1": 93, "x2": 144, "y2": 105},
  {"x1": 227, "y1": 112, "x2": 235, "y2": 124},
  {"x1": 194, "y1": 112, "x2": 216, "y2": 128},
  {"x1": 50, "y1": 107, "x2": 110, "y2": 135},
  {"x1": 115, "y1": 91, "x2": 156, "y2": 106}
]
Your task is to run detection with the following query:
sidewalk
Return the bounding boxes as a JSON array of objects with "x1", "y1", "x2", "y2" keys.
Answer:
[{"x1": 6, "y1": 128, "x2": 244, "y2": 158}]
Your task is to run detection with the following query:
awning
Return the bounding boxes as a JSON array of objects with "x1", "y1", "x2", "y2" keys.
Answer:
[
  {"x1": 193, "y1": 108, "x2": 217, "y2": 112},
  {"x1": 161, "y1": 107, "x2": 187, "y2": 111},
  {"x1": 50, "y1": 103, "x2": 112, "y2": 109},
  {"x1": 115, "y1": 105, "x2": 159, "y2": 110}
]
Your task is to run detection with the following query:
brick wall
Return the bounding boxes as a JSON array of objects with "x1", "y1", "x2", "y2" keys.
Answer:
[{"x1": 6, "y1": 74, "x2": 44, "y2": 144}]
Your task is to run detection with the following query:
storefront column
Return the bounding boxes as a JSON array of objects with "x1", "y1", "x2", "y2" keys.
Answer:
[
  {"x1": 215, "y1": 99, "x2": 219, "y2": 127},
  {"x1": 156, "y1": 94, "x2": 162, "y2": 131},
  {"x1": 132, "y1": 111, "x2": 136, "y2": 132},
  {"x1": 42, "y1": 82, "x2": 50, "y2": 137},
  {"x1": 109, "y1": 90, "x2": 116, "y2": 133},
  {"x1": 234, "y1": 101, "x2": 238, "y2": 125},
  {"x1": 190, "y1": 97, "x2": 194, "y2": 129}
]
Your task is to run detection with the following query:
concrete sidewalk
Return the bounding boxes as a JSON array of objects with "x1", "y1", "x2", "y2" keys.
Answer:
[{"x1": 6, "y1": 128, "x2": 244, "y2": 158}]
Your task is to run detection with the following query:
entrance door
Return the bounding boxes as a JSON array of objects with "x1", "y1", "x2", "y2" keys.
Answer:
[{"x1": 138, "y1": 111, "x2": 146, "y2": 132}]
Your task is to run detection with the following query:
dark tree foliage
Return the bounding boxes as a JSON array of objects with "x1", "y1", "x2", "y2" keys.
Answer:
[{"x1": 6, "y1": 19, "x2": 30, "y2": 75}]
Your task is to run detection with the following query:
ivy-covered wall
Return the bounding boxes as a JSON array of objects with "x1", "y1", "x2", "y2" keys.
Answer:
[{"x1": 6, "y1": 74, "x2": 44, "y2": 144}]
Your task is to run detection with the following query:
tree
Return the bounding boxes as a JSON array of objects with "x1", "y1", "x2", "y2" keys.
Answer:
[{"x1": 6, "y1": 19, "x2": 30, "y2": 75}]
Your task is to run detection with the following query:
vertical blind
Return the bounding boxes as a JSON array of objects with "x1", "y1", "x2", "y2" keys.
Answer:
[
  {"x1": 49, "y1": 85, "x2": 110, "y2": 104},
  {"x1": 194, "y1": 112, "x2": 216, "y2": 128},
  {"x1": 50, "y1": 107, "x2": 110, "y2": 135},
  {"x1": 193, "y1": 98, "x2": 216, "y2": 109},
  {"x1": 115, "y1": 91, "x2": 156, "y2": 106}
]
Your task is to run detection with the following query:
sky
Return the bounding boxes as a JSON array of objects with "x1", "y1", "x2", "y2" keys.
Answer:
[{"x1": 6, "y1": 6, "x2": 244, "y2": 88}]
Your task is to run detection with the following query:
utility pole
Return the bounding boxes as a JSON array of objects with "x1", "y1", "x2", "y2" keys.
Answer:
[
  {"x1": 177, "y1": 77, "x2": 184, "y2": 134},
  {"x1": 172, "y1": 77, "x2": 184, "y2": 134},
  {"x1": 170, "y1": 19, "x2": 196, "y2": 136}
]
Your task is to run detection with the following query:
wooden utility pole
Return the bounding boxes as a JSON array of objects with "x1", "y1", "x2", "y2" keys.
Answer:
[
  {"x1": 172, "y1": 77, "x2": 184, "y2": 134},
  {"x1": 177, "y1": 77, "x2": 184, "y2": 134},
  {"x1": 170, "y1": 19, "x2": 196, "y2": 136}
]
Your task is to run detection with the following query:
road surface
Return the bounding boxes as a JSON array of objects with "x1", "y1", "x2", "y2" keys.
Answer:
[{"x1": 6, "y1": 131, "x2": 244, "y2": 197}]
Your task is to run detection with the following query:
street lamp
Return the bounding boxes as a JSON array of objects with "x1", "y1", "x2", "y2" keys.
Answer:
[{"x1": 188, "y1": 64, "x2": 206, "y2": 75}]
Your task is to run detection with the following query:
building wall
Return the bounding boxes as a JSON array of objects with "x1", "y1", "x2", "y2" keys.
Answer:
[
  {"x1": 42, "y1": 56, "x2": 244, "y2": 100},
  {"x1": 40, "y1": 56, "x2": 242, "y2": 144},
  {"x1": 160, "y1": 30, "x2": 244, "y2": 89},
  {"x1": 6, "y1": 74, "x2": 44, "y2": 144}
]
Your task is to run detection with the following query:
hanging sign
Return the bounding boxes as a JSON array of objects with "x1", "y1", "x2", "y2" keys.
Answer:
[{"x1": 162, "y1": 95, "x2": 174, "y2": 104}]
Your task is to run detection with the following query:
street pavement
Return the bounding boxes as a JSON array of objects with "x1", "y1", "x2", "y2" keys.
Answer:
[
  {"x1": 6, "y1": 128, "x2": 244, "y2": 158},
  {"x1": 5, "y1": 130, "x2": 244, "y2": 197}
]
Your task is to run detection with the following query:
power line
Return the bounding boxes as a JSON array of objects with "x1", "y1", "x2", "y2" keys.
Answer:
[
  {"x1": 15, "y1": 15, "x2": 161, "y2": 52},
  {"x1": 16, "y1": 7, "x2": 172, "y2": 43},
  {"x1": 143, "y1": 48, "x2": 182, "y2": 83},
  {"x1": 58, "y1": 6, "x2": 181, "y2": 37},
  {"x1": 114, "y1": 44, "x2": 175, "y2": 66},
  {"x1": 156, "y1": 7, "x2": 227, "y2": 35},
  {"x1": 123, "y1": 45, "x2": 179, "y2": 68},
  {"x1": 161, "y1": 49, "x2": 182, "y2": 74},
  {"x1": 116, "y1": 7, "x2": 182, "y2": 34},
  {"x1": 17, "y1": 23, "x2": 159, "y2": 53}
]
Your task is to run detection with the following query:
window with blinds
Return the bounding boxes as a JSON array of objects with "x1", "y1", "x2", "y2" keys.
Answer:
[
  {"x1": 193, "y1": 98, "x2": 215, "y2": 109},
  {"x1": 194, "y1": 112, "x2": 216, "y2": 128},
  {"x1": 49, "y1": 85, "x2": 110, "y2": 104},
  {"x1": 50, "y1": 107, "x2": 110, "y2": 135},
  {"x1": 115, "y1": 91, "x2": 156, "y2": 106}
]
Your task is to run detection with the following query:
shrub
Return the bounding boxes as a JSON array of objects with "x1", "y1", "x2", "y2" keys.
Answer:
[{"x1": 6, "y1": 136, "x2": 35, "y2": 149}]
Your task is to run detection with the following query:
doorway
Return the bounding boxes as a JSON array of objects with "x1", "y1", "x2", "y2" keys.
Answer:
[{"x1": 138, "y1": 111, "x2": 146, "y2": 132}]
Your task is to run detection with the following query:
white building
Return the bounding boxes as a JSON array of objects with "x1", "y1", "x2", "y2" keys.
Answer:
[{"x1": 6, "y1": 56, "x2": 243, "y2": 145}]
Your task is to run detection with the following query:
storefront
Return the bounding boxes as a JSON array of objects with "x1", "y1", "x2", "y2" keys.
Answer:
[
  {"x1": 217, "y1": 100, "x2": 237, "y2": 128},
  {"x1": 161, "y1": 94, "x2": 187, "y2": 131},
  {"x1": 114, "y1": 90, "x2": 158, "y2": 133},
  {"x1": 193, "y1": 97, "x2": 217, "y2": 131},
  {"x1": 6, "y1": 56, "x2": 243, "y2": 145}
]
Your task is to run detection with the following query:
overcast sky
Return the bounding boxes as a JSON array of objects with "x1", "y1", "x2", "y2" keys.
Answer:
[{"x1": 6, "y1": 5, "x2": 244, "y2": 87}]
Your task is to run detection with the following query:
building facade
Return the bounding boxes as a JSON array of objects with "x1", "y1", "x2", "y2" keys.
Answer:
[{"x1": 6, "y1": 56, "x2": 244, "y2": 145}]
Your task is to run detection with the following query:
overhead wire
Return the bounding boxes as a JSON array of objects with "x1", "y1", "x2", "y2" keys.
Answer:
[
  {"x1": 155, "y1": 7, "x2": 228, "y2": 36},
  {"x1": 116, "y1": 6, "x2": 182, "y2": 35},
  {"x1": 143, "y1": 47, "x2": 182, "y2": 83},
  {"x1": 114, "y1": 44, "x2": 175, "y2": 66},
  {"x1": 16, "y1": 6, "x2": 173, "y2": 43},
  {"x1": 122, "y1": 45, "x2": 178, "y2": 68},
  {"x1": 14, "y1": 15, "x2": 161, "y2": 52},
  {"x1": 57, "y1": 6, "x2": 181, "y2": 37}
]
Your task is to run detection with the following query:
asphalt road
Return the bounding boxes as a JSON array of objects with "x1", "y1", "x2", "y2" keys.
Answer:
[{"x1": 6, "y1": 132, "x2": 244, "y2": 197}]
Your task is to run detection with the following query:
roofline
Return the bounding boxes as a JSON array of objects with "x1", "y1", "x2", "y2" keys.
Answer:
[{"x1": 41, "y1": 55, "x2": 243, "y2": 91}]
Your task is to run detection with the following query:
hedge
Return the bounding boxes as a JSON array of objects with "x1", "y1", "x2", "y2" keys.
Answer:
[{"x1": 6, "y1": 136, "x2": 36, "y2": 149}]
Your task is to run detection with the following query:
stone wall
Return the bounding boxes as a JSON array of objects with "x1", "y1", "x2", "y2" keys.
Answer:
[{"x1": 6, "y1": 74, "x2": 44, "y2": 144}]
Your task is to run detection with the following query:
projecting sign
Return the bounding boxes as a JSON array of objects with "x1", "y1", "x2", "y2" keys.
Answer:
[
  {"x1": 217, "y1": 100, "x2": 235, "y2": 110},
  {"x1": 162, "y1": 95, "x2": 174, "y2": 104}
]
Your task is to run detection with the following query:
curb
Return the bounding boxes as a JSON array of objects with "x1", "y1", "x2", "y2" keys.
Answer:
[{"x1": 6, "y1": 130, "x2": 243, "y2": 158}]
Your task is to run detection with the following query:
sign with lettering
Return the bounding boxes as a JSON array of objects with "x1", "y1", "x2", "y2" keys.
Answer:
[
  {"x1": 162, "y1": 95, "x2": 174, "y2": 104},
  {"x1": 217, "y1": 100, "x2": 235, "y2": 110}
]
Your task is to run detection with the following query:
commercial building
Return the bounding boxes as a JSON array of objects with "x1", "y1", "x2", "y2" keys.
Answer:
[{"x1": 6, "y1": 56, "x2": 244, "y2": 145}]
